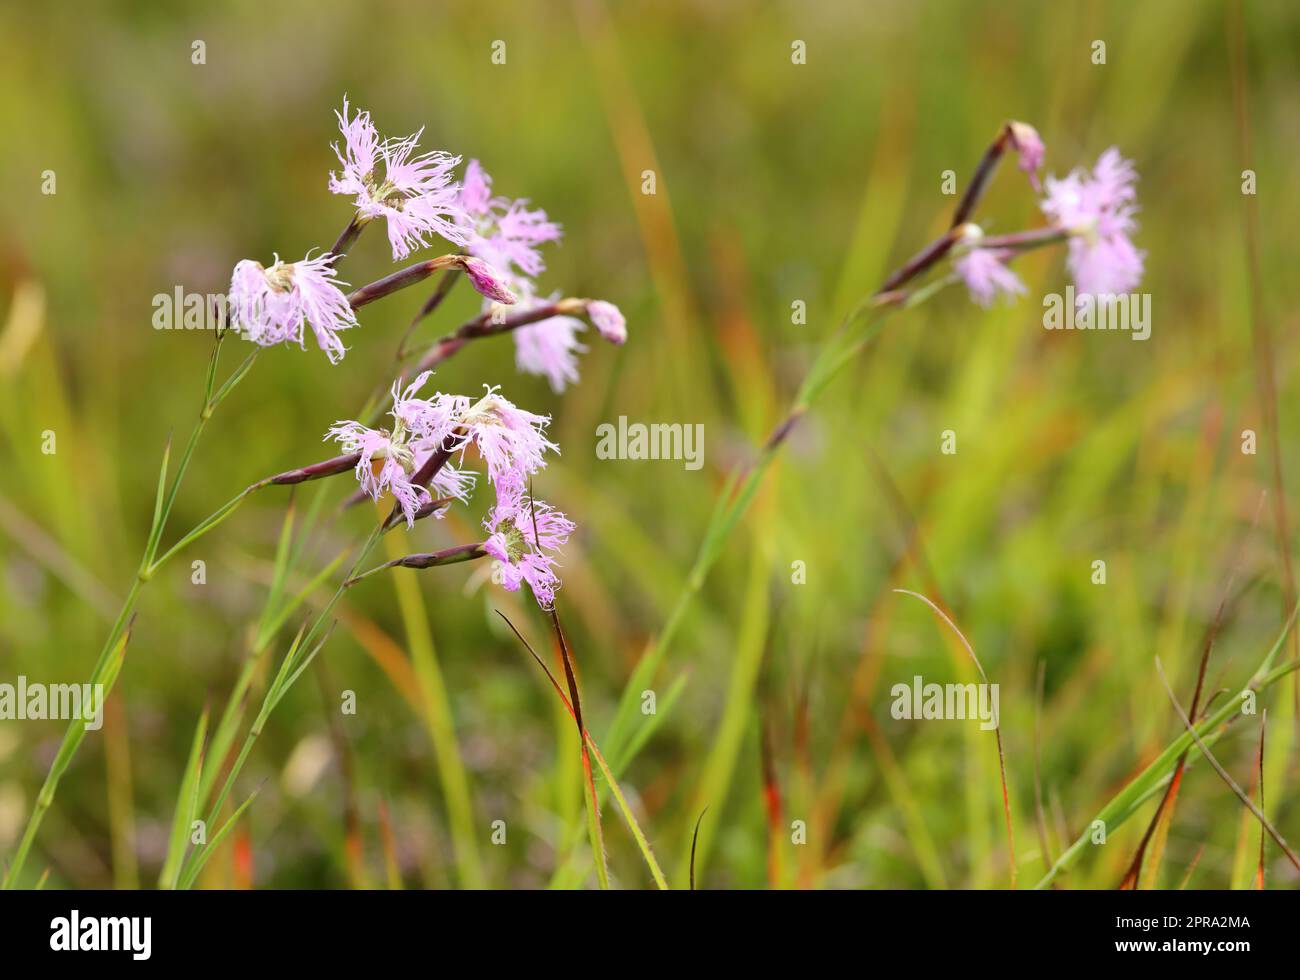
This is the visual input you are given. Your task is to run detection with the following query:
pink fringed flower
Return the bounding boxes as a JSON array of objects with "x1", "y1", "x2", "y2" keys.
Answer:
[
  {"x1": 229, "y1": 253, "x2": 358, "y2": 363},
  {"x1": 459, "y1": 158, "x2": 495, "y2": 216},
  {"x1": 426, "y1": 461, "x2": 477, "y2": 507},
  {"x1": 459, "y1": 387, "x2": 559, "y2": 484},
  {"x1": 509, "y1": 292, "x2": 628, "y2": 392},
  {"x1": 458, "y1": 159, "x2": 562, "y2": 283},
  {"x1": 456, "y1": 160, "x2": 626, "y2": 390},
  {"x1": 1040, "y1": 147, "x2": 1145, "y2": 297},
  {"x1": 389, "y1": 371, "x2": 467, "y2": 446},
  {"x1": 955, "y1": 247, "x2": 1026, "y2": 307},
  {"x1": 483, "y1": 476, "x2": 575, "y2": 609},
  {"x1": 329, "y1": 377, "x2": 556, "y2": 522},
  {"x1": 515, "y1": 317, "x2": 588, "y2": 393},
  {"x1": 325, "y1": 420, "x2": 430, "y2": 526},
  {"x1": 327, "y1": 373, "x2": 473, "y2": 526},
  {"x1": 510, "y1": 290, "x2": 588, "y2": 393},
  {"x1": 329, "y1": 97, "x2": 469, "y2": 260}
]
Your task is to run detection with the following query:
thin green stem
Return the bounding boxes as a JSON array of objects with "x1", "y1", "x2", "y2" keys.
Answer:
[
  {"x1": 1034, "y1": 607, "x2": 1300, "y2": 889},
  {"x1": 180, "y1": 522, "x2": 386, "y2": 887},
  {"x1": 2, "y1": 331, "x2": 257, "y2": 889},
  {"x1": 2, "y1": 613, "x2": 135, "y2": 888}
]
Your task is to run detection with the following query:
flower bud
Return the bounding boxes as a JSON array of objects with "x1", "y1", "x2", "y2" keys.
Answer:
[
  {"x1": 1008, "y1": 121, "x2": 1045, "y2": 189},
  {"x1": 586, "y1": 300, "x2": 627, "y2": 345},
  {"x1": 457, "y1": 256, "x2": 518, "y2": 304}
]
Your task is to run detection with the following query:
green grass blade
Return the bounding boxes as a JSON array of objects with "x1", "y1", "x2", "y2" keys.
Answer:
[
  {"x1": 160, "y1": 705, "x2": 209, "y2": 889},
  {"x1": 178, "y1": 787, "x2": 261, "y2": 890},
  {"x1": 1034, "y1": 608, "x2": 1300, "y2": 889}
]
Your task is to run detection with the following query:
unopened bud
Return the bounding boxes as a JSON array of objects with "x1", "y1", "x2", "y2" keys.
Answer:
[{"x1": 586, "y1": 300, "x2": 627, "y2": 344}]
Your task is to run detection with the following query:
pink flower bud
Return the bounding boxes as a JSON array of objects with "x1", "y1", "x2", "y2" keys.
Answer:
[
  {"x1": 586, "y1": 300, "x2": 627, "y2": 345},
  {"x1": 458, "y1": 256, "x2": 518, "y2": 304},
  {"x1": 1008, "y1": 121, "x2": 1045, "y2": 190}
]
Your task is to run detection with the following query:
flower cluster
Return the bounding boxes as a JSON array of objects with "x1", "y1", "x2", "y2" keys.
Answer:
[
  {"x1": 326, "y1": 372, "x2": 467, "y2": 526},
  {"x1": 228, "y1": 100, "x2": 627, "y2": 386},
  {"x1": 224, "y1": 97, "x2": 624, "y2": 607},
  {"x1": 326, "y1": 375, "x2": 572, "y2": 608},
  {"x1": 951, "y1": 123, "x2": 1144, "y2": 308},
  {"x1": 457, "y1": 159, "x2": 627, "y2": 392}
]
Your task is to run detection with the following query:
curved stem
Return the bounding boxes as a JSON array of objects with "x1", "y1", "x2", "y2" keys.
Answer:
[
  {"x1": 178, "y1": 450, "x2": 464, "y2": 887},
  {"x1": 4, "y1": 214, "x2": 373, "y2": 888},
  {"x1": 329, "y1": 214, "x2": 370, "y2": 260},
  {"x1": 2, "y1": 331, "x2": 257, "y2": 888},
  {"x1": 345, "y1": 541, "x2": 488, "y2": 587},
  {"x1": 346, "y1": 255, "x2": 475, "y2": 311},
  {"x1": 406, "y1": 300, "x2": 585, "y2": 381},
  {"x1": 396, "y1": 269, "x2": 461, "y2": 360}
]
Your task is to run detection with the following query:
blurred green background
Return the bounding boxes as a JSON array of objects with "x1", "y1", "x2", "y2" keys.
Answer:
[{"x1": 2, "y1": 0, "x2": 1299, "y2": 889}]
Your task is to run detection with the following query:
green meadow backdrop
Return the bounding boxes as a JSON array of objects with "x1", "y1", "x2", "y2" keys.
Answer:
[{"x1": 1, "y1": 0, "x2": 1299, "y2": 889}]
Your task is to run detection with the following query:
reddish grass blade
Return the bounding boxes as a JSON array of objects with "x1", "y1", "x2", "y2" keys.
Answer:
[
  {"x1": 1154, "y1": 658, "x2": 1299, "y2": 873},
  {"x1": 547, "y1": 608, "x2": 609, "y2": 890},
  {"x1": 1121, "y1": 497, "x2": 1261, "y2": 889},
  {"x1": 759, "y1": 717, "x2": 783, "y2": 889},
  {"x1": 496, "y1": 610, "x2": 667, "y2": 889}
]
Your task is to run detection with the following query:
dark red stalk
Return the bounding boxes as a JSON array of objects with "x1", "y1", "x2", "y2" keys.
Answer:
[
  {"x1": 249, "y1": 452, "x2": 361, "y2": 491},
  {"x1": 405, "y1": 302, "x2": 578, "y2": 380},
  {"x1": 876, "y1": 229, "x2": 961, "y2": 295},
  {"x1": 381, "y1": 543, "x2": 488, "y2": 569},
  {"x1": 344, "y1": 542, "x2": 489, "y2": 587},
  {"x1": 329, "y1": 215, "x2": 367, "y2": 262},
  {"x1": 950, "y1": 125, "x2": 1012, "y2": 228},
  {"x1": 347, "y1": 259, "x2": 447, "y2": 310}
]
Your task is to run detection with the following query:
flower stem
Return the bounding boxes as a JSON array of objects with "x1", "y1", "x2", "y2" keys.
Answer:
[
  {"x1": 4, "y1": 213, "x2": 373, "y2": 888},
  {"x1": 600, "y1": 274, "x2": 957, "y2": 768},
  {"x1": 329, "y1": 213, "x2": 370, "y2": 261},
  {"x1": 346, "y1": 255, "x2": 470, "y2": 311},
  {"x1": 177, "y1": 450, "x2": 463, "y2": 886},
  {"x1": 2, "y1": 331, "x2": 257, "y2": 888},
  {"x1": 183, "y1": 519, "x2": 386, "y2": 887},
  {"x1": 347, "y1": 300, "x2": 591, "y2": 434},
  {"x1": 345, "y1": 542, "x2": 488, "y2": 587},
  {"x1": 406, "y1": 300, "x2": 584, "y2": 380},
  {"x1": 2, "y1": 619, "x2": 134, "y2": 890},
  {"x1": 951, "y1": 123, "x2": 1015, "y2": 228},
  {"x1": 877, "y1": 228, "x2": 962, "y2": 294},
  {"x1": 974, "y1": 226, "x2": 1069, "y2": 252}
]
